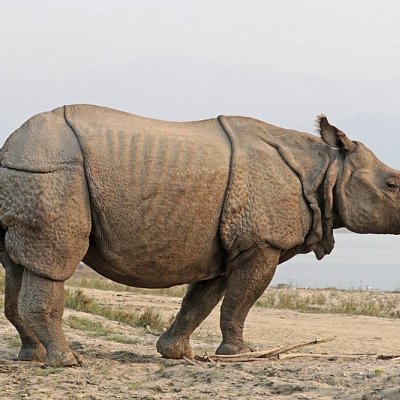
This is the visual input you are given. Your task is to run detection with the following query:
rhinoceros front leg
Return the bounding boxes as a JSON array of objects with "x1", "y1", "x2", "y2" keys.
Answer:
[
  {"x1": 3, "y1": 253, "x2": 46, "y2": 362},
  {"x1": 17, "y1": 270, "x2": 79, "y2": 367},
  {"x1": 216, "y1": 245, "x2": 280, "y2": 355},
  {"x1": 157, "y1": 275, "x2": 226, "y2": 359}
]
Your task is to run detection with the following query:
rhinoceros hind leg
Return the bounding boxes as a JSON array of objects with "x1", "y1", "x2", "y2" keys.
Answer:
[
  {"x1": 216, "y1": 245, "x2": 280, "y2": 355},
  {"x1": 157, "y1": 276, "x2": 226, "y2": 359},
  {"x1": 3, "y1": 253, "x2": 46, "y2": 362},
  {"x1": 17, "y1": 269, "x2": 79, "y2": 367}
]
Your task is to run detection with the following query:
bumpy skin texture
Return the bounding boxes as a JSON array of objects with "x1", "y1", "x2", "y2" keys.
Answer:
[{"x1": 1, "y1": 105, "x2": 400, "y2": 366}]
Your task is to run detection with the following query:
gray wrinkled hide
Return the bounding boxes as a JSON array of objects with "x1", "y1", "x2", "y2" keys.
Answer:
[
  {"x1": 0, "y1": 105, "x2": 335, "y2": 284},
  {"x1": 2, "y1": 104, "x2": 400, "y2": 366},
  {"x1": 0, "y1": 105, "x2": 232, "y2": 284}
]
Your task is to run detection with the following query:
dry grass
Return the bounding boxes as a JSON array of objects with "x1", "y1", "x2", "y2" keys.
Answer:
[
  {"x1": 64, "y1": 289, "x2": 171, "y2": 333},
  {"x1": 67, "y1": 315, "x2": 112, "y2": 335},
  {"x1": 0, "y1": 267, "x2": 400, "y2": 320},
  {"x1": 69, "y1": 267, "x2": 400, "y2": 319},
  {"x1": 257, "y1": 288, "x2": 400, "y2": 318},
  {"x1": 66, "y1": 315, "x2": 139, "y2": 344}
]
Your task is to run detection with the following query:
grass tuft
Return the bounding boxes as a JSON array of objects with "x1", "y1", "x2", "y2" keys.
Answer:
[
  {"x1": 64, "y1": 289, "x2": 170, "y2": 332},
  {"x1": 67, "y1": 315, "x2": 111, "y2": 336},
  {"x1": 67, "y1": 315, "x2": 139, "y2": 344}
]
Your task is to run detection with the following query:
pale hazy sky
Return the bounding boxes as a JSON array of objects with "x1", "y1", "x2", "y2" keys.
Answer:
[{"x1": 1, "y1": 1, "x2": 400, "y2": 166}]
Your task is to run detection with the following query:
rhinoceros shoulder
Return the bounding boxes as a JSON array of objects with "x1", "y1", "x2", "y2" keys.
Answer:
[{"x1": 219, "y1": 116, "x2": 329, "y2": 253}]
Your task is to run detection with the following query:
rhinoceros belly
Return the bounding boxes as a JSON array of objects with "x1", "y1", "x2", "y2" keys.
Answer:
[{"x1": 64, "y1": 105, "x2": 230, "y2": 287}]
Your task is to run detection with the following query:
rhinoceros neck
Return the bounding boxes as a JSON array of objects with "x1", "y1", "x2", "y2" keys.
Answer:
[{"x1": 309, "y1": 151, "x2": 345, "y2": 259}]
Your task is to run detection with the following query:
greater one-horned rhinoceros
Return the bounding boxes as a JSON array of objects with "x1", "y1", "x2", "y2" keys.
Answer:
[{"x1": 0, "y1": 104, "x2": 399, "y2": 366}]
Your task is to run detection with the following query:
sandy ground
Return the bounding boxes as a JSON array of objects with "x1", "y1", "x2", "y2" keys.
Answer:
[{"x1": 1, "y1": 288, "x2": 400, "y2": 399}]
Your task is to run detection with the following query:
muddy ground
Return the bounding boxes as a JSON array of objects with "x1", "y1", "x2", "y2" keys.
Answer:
[{"x1": 1, "y1": 287, "x2": 400, "y2": 399}]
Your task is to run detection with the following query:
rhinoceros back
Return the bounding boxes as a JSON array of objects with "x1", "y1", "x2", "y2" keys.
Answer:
[{"x1": 64, "y1": 105, "x2": 230, "y2": 283}]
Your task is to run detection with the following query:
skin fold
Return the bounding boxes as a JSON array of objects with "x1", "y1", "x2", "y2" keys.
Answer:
[{"x1": 0, "y1": 105, "x2": 399, "y2": 366}]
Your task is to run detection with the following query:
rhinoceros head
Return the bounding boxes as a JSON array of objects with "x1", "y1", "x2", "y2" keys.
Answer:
[{"x1": 319, "y1": 116, "x2": 400, "y2": 235}]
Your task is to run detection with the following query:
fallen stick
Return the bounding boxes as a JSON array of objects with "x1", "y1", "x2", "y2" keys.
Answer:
[
  {"x1": 195, "y1": 336, "x2": 335, "y2": 363},
  {"x1": 183, "y1": 356, "x2": 205, "y2": 368},
  {"x1": 195, "y1": 356, "x2": 274, "y2": 363},
  {"x1": 278, "y1": 353, "x2": 371, "y2": 360}
]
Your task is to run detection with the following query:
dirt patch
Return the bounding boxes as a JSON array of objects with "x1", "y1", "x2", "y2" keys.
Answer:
[{"x1": 1, "y1": 287, "x2": 400, "y2": 399}]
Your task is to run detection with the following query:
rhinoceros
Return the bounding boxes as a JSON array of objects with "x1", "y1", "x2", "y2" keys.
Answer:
[{"x1": 0, "y1": 104, "x2": 399, "y2": 366}]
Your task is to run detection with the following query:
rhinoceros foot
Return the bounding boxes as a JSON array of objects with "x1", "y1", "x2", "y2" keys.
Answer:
[
  {"x1": 215, "y1": 342, "x2": 253, "y2": 355},
  {"x1": 18, "y1": 343, "x2": 46, "y2": 362},
  {"x1": 156, "y1": 331, "x2": 194, "y2": 359},
  {"x1": 45, "y1": 350, "x2": 84, "y2": 367}
]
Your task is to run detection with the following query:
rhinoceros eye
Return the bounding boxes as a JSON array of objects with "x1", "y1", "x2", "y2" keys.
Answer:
[{"x1": 387, "y1": 182, "x2": 398, "y2": 191}]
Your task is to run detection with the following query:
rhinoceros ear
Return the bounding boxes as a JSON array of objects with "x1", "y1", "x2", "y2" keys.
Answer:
[{"x1": 316, "y1": 114, "x2": 356, "y2": 152}]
